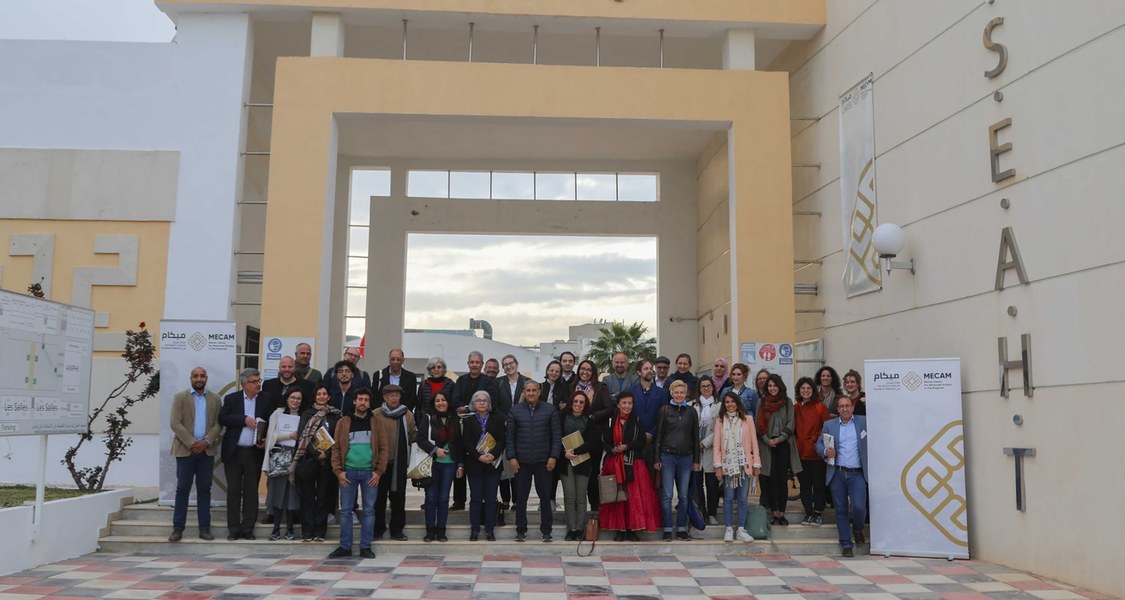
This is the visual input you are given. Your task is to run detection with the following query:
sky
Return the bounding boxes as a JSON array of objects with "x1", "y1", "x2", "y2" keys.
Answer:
[{"x1": 4, "y1": 1, "x2": 660, "y2": 348}]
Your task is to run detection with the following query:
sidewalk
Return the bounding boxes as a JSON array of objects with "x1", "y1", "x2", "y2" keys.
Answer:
[{"x1": 0, "y1": 550, "x2": 1111, "y2": 599}]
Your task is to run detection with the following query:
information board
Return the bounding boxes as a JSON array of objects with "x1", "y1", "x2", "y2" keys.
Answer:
[{"x1": 0, "y1": 289, "x2": 94, "y2": 436}]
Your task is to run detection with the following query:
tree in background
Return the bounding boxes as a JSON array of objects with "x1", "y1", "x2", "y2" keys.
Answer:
[{"x1": 585, "y1": 321, "x2": 656, "y2": 375}]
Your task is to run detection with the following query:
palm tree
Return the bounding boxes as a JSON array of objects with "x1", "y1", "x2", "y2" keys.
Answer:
[{"x1": 584, "y1": 321, "x2": 657, "y2": 375}]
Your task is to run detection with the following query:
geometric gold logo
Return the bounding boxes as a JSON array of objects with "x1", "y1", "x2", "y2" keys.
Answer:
[
  {"x1": 902, "y1": 371, "x2": 922, "y2": 391},
  {"x1": 188, "y1": 332, "x2": 207, "y2": 351},
  {"x1": 900, "y1": 420, "x2": 968, "y2": 547}
]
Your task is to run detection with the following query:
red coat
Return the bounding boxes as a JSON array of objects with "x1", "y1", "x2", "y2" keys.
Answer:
[{"x1": 794, "y1": 400, "x2": 830, "y2": 461}]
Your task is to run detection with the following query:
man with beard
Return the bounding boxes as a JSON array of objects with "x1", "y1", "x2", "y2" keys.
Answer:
[
  {"x1": 484, "y1": 358, "x2": 500, "y2": 379},
  {"x1": 451, "y1": 350, "x2": 493, "y2": 510},
  {"x1": 327, "y1": 388, "x2": 388, "y2": 559},
  {"x1": 629, "y1": 359, "x2": 669, "y2": 438},
  {"x1": 559, "y1": 351, "x2": 577, "y2": 387},
  {"x1": 603, "y1": 352, "x2": 639, "y2": 403},
  {"x1": 374, "y1": 348, "x2": 418, "y2": 411},
  {"x1": 293, "y1": 343, "x2": 322, "y2": 386},
  {"x1": 168, "y1": 367, "x2": 221, "y2": 542},
  {"x1": 329, "y1": 360, "x2": 361, "y2": 416},
  {"x1": 263, "y1": 356, "x2": 313, "y2": 412}
]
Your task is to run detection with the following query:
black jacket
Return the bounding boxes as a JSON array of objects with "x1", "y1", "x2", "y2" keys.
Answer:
[
  {"x1": 506, "y1": 400, "x2": 561, "y2": 465},
  {"x1": 493, "y1": 374, "x2": 529, "y2": 421},
  {"x1": 453, "y1": 373, "x2": 496, "y2": 412},
  {"x1": 558, "y1": 413, "x2": 601, "y2": 477},
  {"x1": 654, "y1": 401, "x2": 701, "y2": 462},
  {"x1": 374, "y1": 367, "x2": 418, "y2": 411},
  {"x1": 416, "y1": 376, "x2": 455, "y2": 419},
  {"x1": 262, "y1": 377, "x2": 313, "y2": 412},
  {"x1": 454, "y1": 411, "x2": 506, "y2": 476},
  {"x1": 218, "y1": 390, "x2": 274, "y2": 463}
]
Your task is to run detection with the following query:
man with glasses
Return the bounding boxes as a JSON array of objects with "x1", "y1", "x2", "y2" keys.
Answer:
[
  {"x1": 817, "y1": 396, "x2": 869, "y2": 557},
  {"x1": 218, "y1": 368, "x2": 273, "y2": 540},
  {"x1": 324, "y1": 346, "x2": 372, "y2": 390}
]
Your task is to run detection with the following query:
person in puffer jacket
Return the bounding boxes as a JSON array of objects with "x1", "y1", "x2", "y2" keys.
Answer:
[{"x1": 506, "y1": 380, "x2": 561, "y2": 543}]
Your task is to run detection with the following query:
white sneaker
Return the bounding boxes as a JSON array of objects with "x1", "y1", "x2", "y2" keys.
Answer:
[
  {"x1": 723, "y1": 527, "x2": 734, "y2": 542},
  {"x1": 736, "y1": 527, "x2": 753, "y2": 542}
]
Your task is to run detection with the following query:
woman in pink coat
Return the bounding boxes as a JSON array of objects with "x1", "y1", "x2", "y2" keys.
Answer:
[{"x1": 713, "y1": 391, "x2": 762, "y2": 542}]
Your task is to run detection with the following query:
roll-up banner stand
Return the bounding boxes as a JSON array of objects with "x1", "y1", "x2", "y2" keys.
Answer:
[{"x1": 866, "y1": 358, "x2": 969, "y2": 559}]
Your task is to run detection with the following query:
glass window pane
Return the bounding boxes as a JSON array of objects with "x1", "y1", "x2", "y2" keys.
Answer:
[
  {"x1": 491, "y1": 172, "x2": 535, "y2": 199},
  {"x1": 349, "y1": 193, "x2": 370, "y2": 226},
  {"x1": 345, "y1": 317, "x2": 366, "y2": 339},
  {"x1": 576, "y1": 173, "x2": 617, "y2": 201},
  {"x1": 617, "y1": 173, "x2": 659, "y2": 202},
  {"x1": 348, "y1": 226, "x2": 369, "y2": 257},
  {"x1": 353, "y1": 168, "x2": 391, "y2": 196},
  {"x1": 535, "y1": 173, "x2": 575, "y2": 200},
  {"x1": 449, "y1": 171, "x2": 491, "y2": 199},
  {"x1": 407, "y1": 170, "x2": 448, "y2": 198},
  {"x1": 346, "y1": 288, "x2": 366, "y2": 317},
  {"x1": 347, "y1": 257, "x2": 368, "y2": 286}
]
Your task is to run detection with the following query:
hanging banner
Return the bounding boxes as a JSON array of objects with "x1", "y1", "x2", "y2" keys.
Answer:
[
  {"x1": 261, "y1": 336, "x2": 314, "y2": 380},
  {"x1": 739, "y1": 342, "x2": 795, "y2": 396},
  {"x1": 839, "y1": 74, "x2": 882, "y2": 297},
  {"x1": 157, "y1": 320, "x2": 237, "y2": 506},
  {"x1": 866, "y1": 358, "x2": 968, "y2": 559}
]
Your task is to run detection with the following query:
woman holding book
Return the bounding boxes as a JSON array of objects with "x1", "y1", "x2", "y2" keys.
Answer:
[
  {"x1": 599, "y1": 391, "x2": 662, "y2": 540},
  {"x1": 558, "y1": 391, "x2": 599, "y2": 541},
  {"x1": 261, "y1": 388, "x2": 303, "y2": 540},
  {"x1": 293, "y1": 384, "x2": 342, "y2": 542},
  {"x1": 454, "y1": 390, "x2": 507, "y2": 541}
]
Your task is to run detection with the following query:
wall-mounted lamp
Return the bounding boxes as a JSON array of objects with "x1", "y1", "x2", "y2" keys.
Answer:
[{"x1": 872, "y1": 223, "x2": 916, "y2": 275}]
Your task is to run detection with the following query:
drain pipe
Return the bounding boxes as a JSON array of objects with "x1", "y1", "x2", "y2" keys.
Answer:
[{"x1": 469, "y1": 318, "x2": 493, "y2": 339}]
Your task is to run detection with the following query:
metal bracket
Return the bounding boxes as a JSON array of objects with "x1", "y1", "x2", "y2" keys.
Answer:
[{"x1": 1002, "y1": 447, "x2": 1035, "y2": 511}]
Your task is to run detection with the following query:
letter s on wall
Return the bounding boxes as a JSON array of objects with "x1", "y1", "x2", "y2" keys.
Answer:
[{"x1": 983, "y1": 17, "x2": 1007, "y2": 79}]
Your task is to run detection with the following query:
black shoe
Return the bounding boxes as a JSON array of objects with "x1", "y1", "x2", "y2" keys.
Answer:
[
  {"x1": 168, "y1": 529, "x2": 183, "y2": 542},
  {"x1": 199, "y1": 529, "x2": 214, "y2": 541},
  {"x1": 242, "y1": 532, "x2": 256, "y2": 541},
  {"x1": 542, "y1": 533, "x2": 553, "y2": 543},
  {"x1": 423, "y1": 528, "x2": 435, "y2": 543},
  {"x1": 662, "y1": 531, "x2": 673, "y2": 541},
  {"x1": 227, "y1": 531, "x2": 240, "y2": 541},
  {"x1": 470, "y1": 531, "x2": 479, "y2": 541},
  {"x1": 285, "y1": 531, "x2": 296, "y2": 541},
  {"x1": 359, "y1": 548, "x2": 376, "y2": 559},
  {"x1": 450, "y1": 502, "x2": 465, "y2": 511},
  {"x1": 842, "y1": 546, "x2": 854, "y2": 558},
  {"x1": 268, "y1": 531, "x2": 281, "y2": 541},
  {"x1": 496, "y1": 509, "x2": 506, "y2": 527},
  {"x1": 486, "y1": 532, "x2": 496, "y2": 542},
  {"x1": 613, "y1": 531, "x2": 625, "y2": 542},
  {"x1": 327, "y1": 547, "x2": 352, "y2": 559},
  {"x1": 436, "y1": 527, "x2": 448, "y2": 542},
  {"x1": 676, "y1": 531, "x2": 691, "y2": 541},
  {"x1": 515, "y1": 532, "x2": 527, "y2": 542},
  {"x1": 853, "y1": 529, "x2": 866, "y2": 544},
  {"x1": 778, "y1": 517, "x2": 789, "y2": 526},
  {"x1": 626, "y1": 531, "x2": 640, "y2": 542},
  {"x1": 391, "y1": 532, "x2": 408, "y2": 541}
]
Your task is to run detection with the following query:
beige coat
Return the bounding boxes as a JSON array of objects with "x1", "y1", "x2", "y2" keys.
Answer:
[{"x1": 170, "y1": 389, "x2": 222, "y2": 457}]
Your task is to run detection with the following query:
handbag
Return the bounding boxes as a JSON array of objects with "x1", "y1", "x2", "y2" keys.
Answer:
[
  {"x1": 598, "y1": 474, "x2": 627, "y2": 505},
  {"x1": 407, "y1": 444, "x2": 433, "y2": 480},
  {"x1": 577, "y1": 515, "x2": 599, "y2": 557},
  {"x1": 744, "y1": 503, "x2": 772, "y2": 540},
  {"x1": 687, "y1": 499, "x2": 707, "y2": 531},
  {"x1": 266, "y1": 445, "x2": 295, "y2": 477}
]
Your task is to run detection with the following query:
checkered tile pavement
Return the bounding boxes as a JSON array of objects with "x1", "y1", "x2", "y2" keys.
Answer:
[{"x1": 0, "y1": 552, "x2": 1112, "y2": 599}]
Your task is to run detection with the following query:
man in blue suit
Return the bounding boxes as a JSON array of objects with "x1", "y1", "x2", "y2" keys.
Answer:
[{"x1": 816, "y1": 396, "x2": 867, "y2": 557}]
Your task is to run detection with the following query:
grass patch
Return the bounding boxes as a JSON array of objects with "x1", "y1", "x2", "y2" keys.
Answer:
[{"x1": 0, "y1": 485, "x2": 88, "y2": 508}]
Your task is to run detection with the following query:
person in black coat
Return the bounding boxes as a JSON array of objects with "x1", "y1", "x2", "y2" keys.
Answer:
[
  {"x1": 454, "y1": 389, "x2": 507, "y2": 541},
  {"x1": 374, "y1": 348, "x2": 418, "y2": 411},
  {"x1": 218, "y1": 368, "x2": 274, "y2": 540}
]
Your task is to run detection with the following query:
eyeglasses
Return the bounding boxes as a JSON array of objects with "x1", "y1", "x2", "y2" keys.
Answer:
[
  {"x1": 246, "y1": 379, "x2": 261, "y2": 385},
  {"x1": 502, "y1": 362, "x2": 516, "y2": 368}
]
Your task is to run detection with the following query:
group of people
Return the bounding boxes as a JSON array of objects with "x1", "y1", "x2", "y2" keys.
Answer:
[{"x1": 169, "y1": 343, "x2": 870, "y2": 558}]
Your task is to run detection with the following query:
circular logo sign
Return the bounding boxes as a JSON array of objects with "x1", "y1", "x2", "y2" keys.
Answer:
[
  {"x1": 267, "y1": 338, "x2": 283, "y2": 353},
  {"x1": 758, "y1": 344, "x2": 777, "y2": 361},
  {"x1": 779, "y1": 344, "x2": 793, "y2": 358}
]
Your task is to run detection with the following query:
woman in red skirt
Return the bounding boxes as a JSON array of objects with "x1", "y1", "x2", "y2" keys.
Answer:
[{"x1": 600, "y1": 391, "x2": 662, "y2": 540}]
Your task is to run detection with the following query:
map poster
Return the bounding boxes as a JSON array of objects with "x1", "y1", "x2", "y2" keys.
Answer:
[
  {"x1": 157, "y1": 320, "x2": 237, "y2": 506},
  {"x1": 865, "y1": 358, "x2": 968, "y2": 559}
]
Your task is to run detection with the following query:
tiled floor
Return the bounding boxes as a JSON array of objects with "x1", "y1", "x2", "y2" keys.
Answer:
[{"x1": 0, "y1": 552, "x2": 1112, "y2": 599}]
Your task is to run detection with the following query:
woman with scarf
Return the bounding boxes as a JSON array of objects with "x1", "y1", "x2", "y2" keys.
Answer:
[
  {"x1": 599, "y1": 391, "x2": 661, "y2": 540},
  {"x1": 416, "y1": 391, "x2": 457, "y2": 542},
  {"x1": 570, "y1": 359, "x2": 612, "y2": 511},
  {"x1": 373, "y1": 384, "x2": 417, "y2": 541},
  {"x1": 756, "y1": 374, "x2": 802, "y2": 526},
  {"x1": 714, "y1": 390, "x2": 761, "y2": 542},
  {"x1": 454, "y1": 389, "x2": 507, "y2": 541},
  {"x1": 417, "y1": 357, "x2": 455, "y2": 417},
  {"x1": 558, "y1": 391, "x2": 599, "y2": 541},
  {"x1": 710, "y1": 358, "x2": 730, "y2": 395},
  {"x1": 262, "y1": 388, "x2": 303, "y2": 540},
  {"x1": 293, "y1": 384, "x2": 343, "y2": 542},
  {"x1": 694, "y1": 376, "x2": 722, "y2": 525}
]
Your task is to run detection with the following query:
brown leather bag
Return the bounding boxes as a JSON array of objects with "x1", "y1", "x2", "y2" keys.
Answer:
[{"x1": 577, "y1": 515, "x2": 599, "y2": 556}]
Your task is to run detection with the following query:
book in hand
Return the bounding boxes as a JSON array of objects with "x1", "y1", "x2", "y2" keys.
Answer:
[
  {"x1": 313, "y1": 425, "x2": 335, "y2": 452},
  {"x1": 476, "y1": 433, "x2": 497, "y2": 455},
  {"x1": 561, "y1": 431, "x2": 590, "y2": 466},
  {"x1": 822, "y1": 432, "x2": 836, "y2": 466}
]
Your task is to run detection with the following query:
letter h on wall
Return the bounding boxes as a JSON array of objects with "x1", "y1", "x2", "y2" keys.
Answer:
[{"x1": 998, "y1": 334, "x2": 1032, "y2": 398}]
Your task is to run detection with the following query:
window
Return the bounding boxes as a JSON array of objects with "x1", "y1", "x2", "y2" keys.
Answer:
[
  {"x1": 346, "y1": 168, "x2": 389, "y2": 339},
  {"x1": 405, "y1": 170, "x2": 659, "y2": 202}
]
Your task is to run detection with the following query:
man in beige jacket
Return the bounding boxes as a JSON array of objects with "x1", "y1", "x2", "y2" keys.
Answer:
[{"x1": 169, "y1": 367, "x2": 222, "y2": 542}]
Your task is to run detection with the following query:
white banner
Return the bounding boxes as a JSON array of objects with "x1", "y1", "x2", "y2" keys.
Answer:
[
  {"x1": 738, "y1": 342, "x2": 795, "y2": 396},
  {"x1": 839, "y1": 75, "x2": 882, "y2": 297},
  {"x1": 866, "y1": 358, "x2": 968, "y2": 559},
  {"x1": 261, "y1": 336, "x2": 314, "y2": 379},
  {"x1": 158, "y1": 321, "x2": 237, "y2": 506}
]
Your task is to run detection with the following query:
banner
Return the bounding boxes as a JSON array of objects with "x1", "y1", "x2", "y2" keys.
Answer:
[
  {"x1": 866, "y1": 358, "x2": 968, "y2": 559},
  {"x1": 738, "y1": 342, "x2": 795, "y2": 396},
  {"x1": 839, "y1": 75, "x2": 882, "y2": 297},
  {"x1": 158, "y1": 320, "x2": 237, "y2": 506},
  {"x1": 261, "y1": 336, "x2": 314, "y2": 379}
]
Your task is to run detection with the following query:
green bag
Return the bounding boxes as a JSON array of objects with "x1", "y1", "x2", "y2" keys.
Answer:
[{"x1": 744, "y1": 503, "x2": 772, "y2": 540}]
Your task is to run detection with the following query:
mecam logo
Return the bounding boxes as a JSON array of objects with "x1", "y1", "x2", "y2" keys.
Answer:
[
  {"x1": 189, "y1": 332, "x2": 207, "y2": 351},
  {"x1": 902, "y1": 371, "x2": 922, "y2": 391}
]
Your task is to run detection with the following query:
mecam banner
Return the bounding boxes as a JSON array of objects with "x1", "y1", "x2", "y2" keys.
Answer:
[
  {"x1": 158, "y1": 320, "x2": 237, "y2": 506},
  {"x1": 839, "y1": 75, "x2": 882, "y2": 297},
  {"x1": 866, "y1": 358, "x2": 968, "y2": 559}
]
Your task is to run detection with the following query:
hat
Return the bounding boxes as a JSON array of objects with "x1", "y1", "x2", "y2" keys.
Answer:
[
  {"x1": 382, "y1": 384, "x2": 403, "y2": 395},
  {"x1": 654, "y1": 355, "x2": 671, "y2": 365}
]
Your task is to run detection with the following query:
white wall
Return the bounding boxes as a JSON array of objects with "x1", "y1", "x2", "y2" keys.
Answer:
[
  {"x1": 776, "y1": 0, "x2": 1125, "y2": 594},
  {"x1": 0, "y1": 489, "x2": 132, "y2": 576}
]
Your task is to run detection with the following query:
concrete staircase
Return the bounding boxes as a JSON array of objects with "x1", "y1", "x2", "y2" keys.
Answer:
[{"x1": 98, "y1": 495, "x2": 866, "y2": 557}]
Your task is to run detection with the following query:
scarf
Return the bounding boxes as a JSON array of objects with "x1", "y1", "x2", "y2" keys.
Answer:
[
  {"x1": 711, "y1": 358, "x2": 729, "y2": 392},
  {"x1": 431, "y1": 410, "x2": 455, "y2": 446},
  {"x1": 720, "y1": 411, "x2": 749, "y2": 488},
  {"x1": 475, "y1": 412, "x2": 490, "y2": 449},
  {"x1": 575, "y1": 380, "x2": 593, "y2": 395},
  {"x1": 290, "y1": 404, "x2": 342, "y2": 480},
  {"x1": 608, "y1": 415, "x2": 635, "y2": 487},
  {"x1": 381, "y1": 403, "x2": 409, "y2": 491},
  {"x1": 698, "y1": 395, "x2": 717, "y2": 427},
  {"x1": 756, "y1": 393, "x2": 786, "y2": 437}
]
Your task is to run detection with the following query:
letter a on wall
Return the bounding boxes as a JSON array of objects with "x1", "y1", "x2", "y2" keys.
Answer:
[{"x1": 839, "y1": 75, "x2": 882, "y2": 297}]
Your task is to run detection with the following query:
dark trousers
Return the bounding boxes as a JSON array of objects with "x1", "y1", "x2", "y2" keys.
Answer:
[
  {"x1": 514, "y1": 461, "x2": 553, "y2": 535},
  {"x1": 298, "y1": 459, "x2": 335, "y2": 539},
  {"x1": 696, "y1": 470, "x2": 720, "y2": 518},
  {"x1": 798, "y1": 459, "x2": 827, "y2": 515},
  {"x1": 758, "y1": 441, "x2": 791, "y2": 513},
  {"x1": 498, "y1": 478, "x2": 512, "y2": 505},
  {"x1": 224, "y1": 446, "x2": 262, "y2": 534},
  {"x1": 453, "y1": 474, "x2": 467, "y2": 505},
  {"x1": 173, "y1": 453, "x2": 213, "y2": 531},
  {"x1": 585, "y1": 449, "x2": 602, "y2": 510},
  {"x1": 468, "y1": 468, "x2": 501, "y2": 533},
  {"x1": 375, "y1": 466, "x2": 407, "y2": 536}
]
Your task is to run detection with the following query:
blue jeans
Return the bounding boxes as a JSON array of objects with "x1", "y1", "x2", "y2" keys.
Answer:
[
  {"x1": 722, "y1": 476, "x2": 749, "y2": 529},
  {"x1": 467, "y1": 468, "x2": 500, "y2": 533},
  {"x1": 425, "y1": 462, "x2": 457, "y2": 528},
  {"x1": 828, "y1": 469, "x2": 867, "y2": 548},
  {"x1": 514, "y1": 461, "x2": 553, "y2": 535},
  {"x1": 338, "y1": 470, "x2": 377, "y2": 550},
  {"x1": 173, "y1": 453, "x2": 213, "y2": 531},
  {"x1": 660, "y1": 453, "x2": 693, "y2": 531}
]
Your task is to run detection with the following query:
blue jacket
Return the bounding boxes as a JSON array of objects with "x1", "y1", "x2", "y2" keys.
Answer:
[
  {"x1": 629, "y1": 382, "x2": 669, "y2": 436},
  {"x1": 816, "y1": 415, "x2": 868, "y2": 483},
  {"x1": 506, "y1": 400, "x2": 561, "y2": 464}
]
